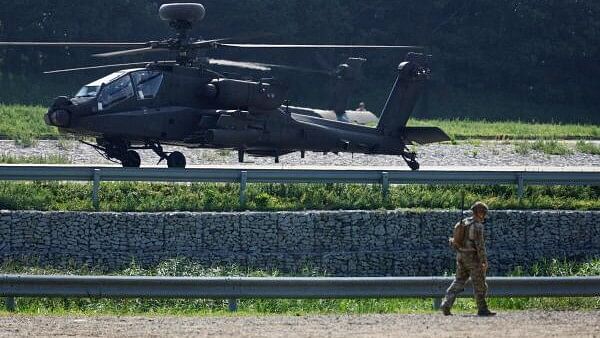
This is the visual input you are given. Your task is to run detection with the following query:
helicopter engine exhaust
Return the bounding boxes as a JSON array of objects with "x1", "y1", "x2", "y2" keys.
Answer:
[{"x1": 204, "y1": 79, "x2": 285, "y2": 110}]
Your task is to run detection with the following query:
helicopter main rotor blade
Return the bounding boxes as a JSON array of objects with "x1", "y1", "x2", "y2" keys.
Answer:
[
  {"x1": 207, "y1": 59, "x2": 271, "y2": 71},
  {"x1": 192, "y1": 32, "x2": 275, "y2": 48},
  {"x1": 44, "y1": 61, "x2": 176, "y2": 74},
  {"x1": 218, "y1": 43, "x2": 424, "y2": 50},
  {"x1": 0, "y1": 42, "x2": 147, "y2": 48},
  {"x1": 253, "y1": 62, "x2": 331, "y2": 74},
  {"x1": 92, "y1": 38, "x2": 228, "y2": 58},
  {"x1": 206, "y1": 58, "x2": 330, "y2": 74},
  {"x1": 93, "y1": 47, "x2": 170, "y2": 58},
  {"x1": 191, "y1": 37, "x2": 233, "y2": 47}
]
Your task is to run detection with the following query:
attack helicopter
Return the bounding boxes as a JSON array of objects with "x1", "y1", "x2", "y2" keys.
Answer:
[{"x1": 0, "y1": 3, "x2": 450, "y2": 170}]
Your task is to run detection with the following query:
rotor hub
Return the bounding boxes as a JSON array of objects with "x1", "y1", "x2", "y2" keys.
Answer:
[{"x1": 157, "y1": 3, "x2": 207, "y2": 63}]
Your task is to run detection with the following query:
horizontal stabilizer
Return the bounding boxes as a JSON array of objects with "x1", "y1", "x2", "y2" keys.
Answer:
[{"x1": 402, "y1": 127, "x2": 451, "y2": 144}]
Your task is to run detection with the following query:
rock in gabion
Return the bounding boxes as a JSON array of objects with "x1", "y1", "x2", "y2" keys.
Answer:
[{"x1": 0, "y1": 210, "x2": 598, "y2": 275}]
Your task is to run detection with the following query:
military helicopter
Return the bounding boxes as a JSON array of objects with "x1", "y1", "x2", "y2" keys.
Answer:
[{"x1": 0, "y1": 3, "x2": 449, "y2": 170}]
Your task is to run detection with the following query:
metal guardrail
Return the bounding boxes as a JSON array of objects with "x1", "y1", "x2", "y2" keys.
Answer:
[
  {"x1": 0, "y1": 165, "x2": 598, "y2": 209},
  {"x1": 1, "y1": 275, "x2": 598, "y2": 312}
]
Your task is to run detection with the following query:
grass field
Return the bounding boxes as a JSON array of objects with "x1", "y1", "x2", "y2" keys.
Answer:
[
  {"x1": 1, "y1": 104, "x2": 598, "y2": 144},
  {"x1": 0, "y1": 154, "x2": 70, "y2": 164},
  {"x1": 514, "y1": 140, "x2": 574, "y2": 156},
  {"x1": 576, "y1": 141, "x2": 600, "y2": 155},
  {"x1": 0, "y1": 182, "x2": 598, "y2": 212},
  {"x1": 0, "y1": 104, "x2": 58, "y2": 144},
  {"x1": 1, "y1": 258, "x2": 598, "y2": 316},
  {"x1": 407, "y1": 119, "x2": 600, "y2": 140}
]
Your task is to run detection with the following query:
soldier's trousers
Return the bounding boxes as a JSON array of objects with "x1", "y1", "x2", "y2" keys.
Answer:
[{"x1": 441, "y1": 253, "x2": 489, "y2": 311}]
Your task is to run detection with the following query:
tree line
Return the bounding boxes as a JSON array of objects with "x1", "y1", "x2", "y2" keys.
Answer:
[{"x1": 1, "y1": 0, "x2": 598, "y2": 122}]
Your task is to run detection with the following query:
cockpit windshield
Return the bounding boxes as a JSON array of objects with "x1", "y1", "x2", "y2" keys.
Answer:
[
  {"x1": 74, "y1": 70, "x2": 131, "y2": 98},
  {"x1": 97, "y1": 73, "x2": 134, "y2": 109},
  {"x1": 76, "y1": 68, "x2": 164, "y2": 109},
  {"x1": 75, "y1": 85, "x2": 100, "y2": 98},
  {"x1": 131, "y1": 70, "x2": 163, "y2": 99}
]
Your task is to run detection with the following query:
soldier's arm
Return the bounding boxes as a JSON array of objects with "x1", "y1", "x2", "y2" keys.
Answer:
[
  {"x1": 475, "y1": 225, "x2": 487, "y2": 263},
  {"x1": 449, "y1": 222, "x2": 459, "y2": 249}
]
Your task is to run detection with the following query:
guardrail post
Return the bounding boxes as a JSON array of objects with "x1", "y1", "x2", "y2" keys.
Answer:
[
  {"x1": 517, "y1": 173, "x2": 524, "y2": 199},
  {"x1": 5, "y1": 297, "x2": 15, "y2": 312},
  {"x1": 432, "y1": 297, "x2": 442, "y2": 310},
  {"x1": 92, "y1": 169, "x2": 101, "y2": 211},
  {"x1": 381, "y1": 172, "x2": 389, "y2": 202},
  {"x1": 228, "y1": 298, "x2": 238, "y2": 312},
  {"x1": 239, "y1": 171, "x2": 248, "y2": 208}
]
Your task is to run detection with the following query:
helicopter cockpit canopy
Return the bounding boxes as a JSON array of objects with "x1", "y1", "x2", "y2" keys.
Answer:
[
  {"x1": 75, "y1": 70, "x2": 131, "y2": 98},
  {"x1": 75, "y1": 69, "x2": 165, "y2": 109}
]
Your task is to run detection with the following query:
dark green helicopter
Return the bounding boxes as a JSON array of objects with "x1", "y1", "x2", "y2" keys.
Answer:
[{"x1": 0, "y1": 3, "x2": 449, "y2": 170}]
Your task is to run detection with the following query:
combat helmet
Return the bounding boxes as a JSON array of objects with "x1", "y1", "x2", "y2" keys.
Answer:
[{"x1": 470, "y1": 201, "x2": 489, "y2": 214}]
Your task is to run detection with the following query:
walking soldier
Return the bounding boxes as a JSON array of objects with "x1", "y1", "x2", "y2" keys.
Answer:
[{"x1": 441, "y1": 201, "x2": 496, "y2": 316}]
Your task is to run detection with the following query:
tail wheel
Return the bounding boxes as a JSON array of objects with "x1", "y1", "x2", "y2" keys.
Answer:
[
  {"x1": 408, "y1": 161, "x2": 420, "y2": 171},
  {"x1": 122, "y1": 150, "x2": 141, "y2": 168},
  {"x1": 401, "y1": 149, "x2": 419, "y2": 171},
  {"x1": 167, "y1": 151, "x2": 186, "y2": 168}
]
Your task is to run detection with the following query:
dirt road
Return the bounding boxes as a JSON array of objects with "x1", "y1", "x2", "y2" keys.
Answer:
[{"x1": 0, "y1": 311, "x2": 598, "y2": 337}]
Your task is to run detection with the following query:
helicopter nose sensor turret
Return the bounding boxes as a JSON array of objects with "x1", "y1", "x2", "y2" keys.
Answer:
[
  {"x1": 44, "y1": 96, "x2": 73, "y2": 127},
  {"x1": 46, "y1": 109, "x2": 71, "y2": 127}
]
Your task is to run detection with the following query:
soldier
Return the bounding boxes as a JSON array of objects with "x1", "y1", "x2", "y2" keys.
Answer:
[{"x1": 441, "y1": 201, "x2": 496, "y2": 316}]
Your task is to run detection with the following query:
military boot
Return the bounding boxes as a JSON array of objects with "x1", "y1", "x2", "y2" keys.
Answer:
[
  {"x1": 440, "y1": 294, "x2": 456, "y2": 316},
  {"x1": 476, "y1": 294, "x2": 496, "y2": 316},
  {"x1": 477, "y1": 308, "x2": 496, "y2": 316}
]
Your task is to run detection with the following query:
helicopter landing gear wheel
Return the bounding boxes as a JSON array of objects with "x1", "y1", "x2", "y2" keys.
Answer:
[
  {"x1": 407, "y1": 160, "x2": 420, "y2": 171},
  {"x1": 167, "y1": 151, "x2": 186, "y2": 168},
  {"x1": 121, "y1": 150, "x2": 141, "y2": 168},
  {"x1": 147, "y1": 143, "x2": 186, "y2": 168},
  {"x1": 86, "y1": 139, "x2": 141, "y2": 168},
  {"x1": 401, "y1": 148, "x2": 420, "y2": 171}
]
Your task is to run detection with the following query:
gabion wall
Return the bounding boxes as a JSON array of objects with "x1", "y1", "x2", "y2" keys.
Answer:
[{"x1": 1, "y1": 210, "x2": 598, "y2": 275}]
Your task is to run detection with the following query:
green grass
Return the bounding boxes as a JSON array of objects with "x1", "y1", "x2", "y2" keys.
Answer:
[
  {"x1": 530, "y1": 140, "x2": 573, "y2": 155},
  {"x1": 514, "y1": 142, "x2": 532, "y2": 155},
  {"x1": 0, "y1": 154, "x2": 71, "y2": 164},
  {"x1": 1, "y1": 104, "x2": 599, "y2": 143},
  {"x1": 489, "y1": 258, "x2": 600, "y2": 311},
  {"x1": 576, "y1": 141, "x2": 600, "y2": 155},
  {"x1": 514, "y1": 140, "x2": 574, "y2": 155},
  {"x1": 1, "y1": 258, "x2": 598, "y2": 316},
  {"x1": 0, "y1": 182, "x2": 598, "y2": 211},
  {"x1": 408, "y1": 118, "x2": 600, "y2": 140},
  {"x1": 0, "y1": 104, "x2": 58, "y2": 145}
]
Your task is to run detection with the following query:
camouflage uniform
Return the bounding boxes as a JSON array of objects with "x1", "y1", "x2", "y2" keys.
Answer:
[{"x1": 441, "y1": 215, "x2": 492, "y2": 315}]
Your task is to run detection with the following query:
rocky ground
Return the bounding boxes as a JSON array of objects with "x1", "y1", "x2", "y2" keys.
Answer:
[
  {"x1": 1, "y1": 140, "x2": 599, "y2": 167},
  {"x1": 0, "y1": 311, "x2": 598, "y2": 337}
]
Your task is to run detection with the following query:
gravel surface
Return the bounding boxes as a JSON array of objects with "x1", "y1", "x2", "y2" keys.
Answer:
[
  {"x1": 1, "y1": 140, "x2": 600, "y2": 167},
  {"x1": 0, "y1": 311, "x2": 598, "y2": 337}
]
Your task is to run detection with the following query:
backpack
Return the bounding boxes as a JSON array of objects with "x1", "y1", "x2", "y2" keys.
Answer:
[{"x1": 450, "y1": 220, "x2": 469, "y2": 250}]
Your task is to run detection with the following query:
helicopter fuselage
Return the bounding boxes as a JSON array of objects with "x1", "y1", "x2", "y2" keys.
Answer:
[{"x1": 45, "y1": 54, "x2": 449, "y2": 168}]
